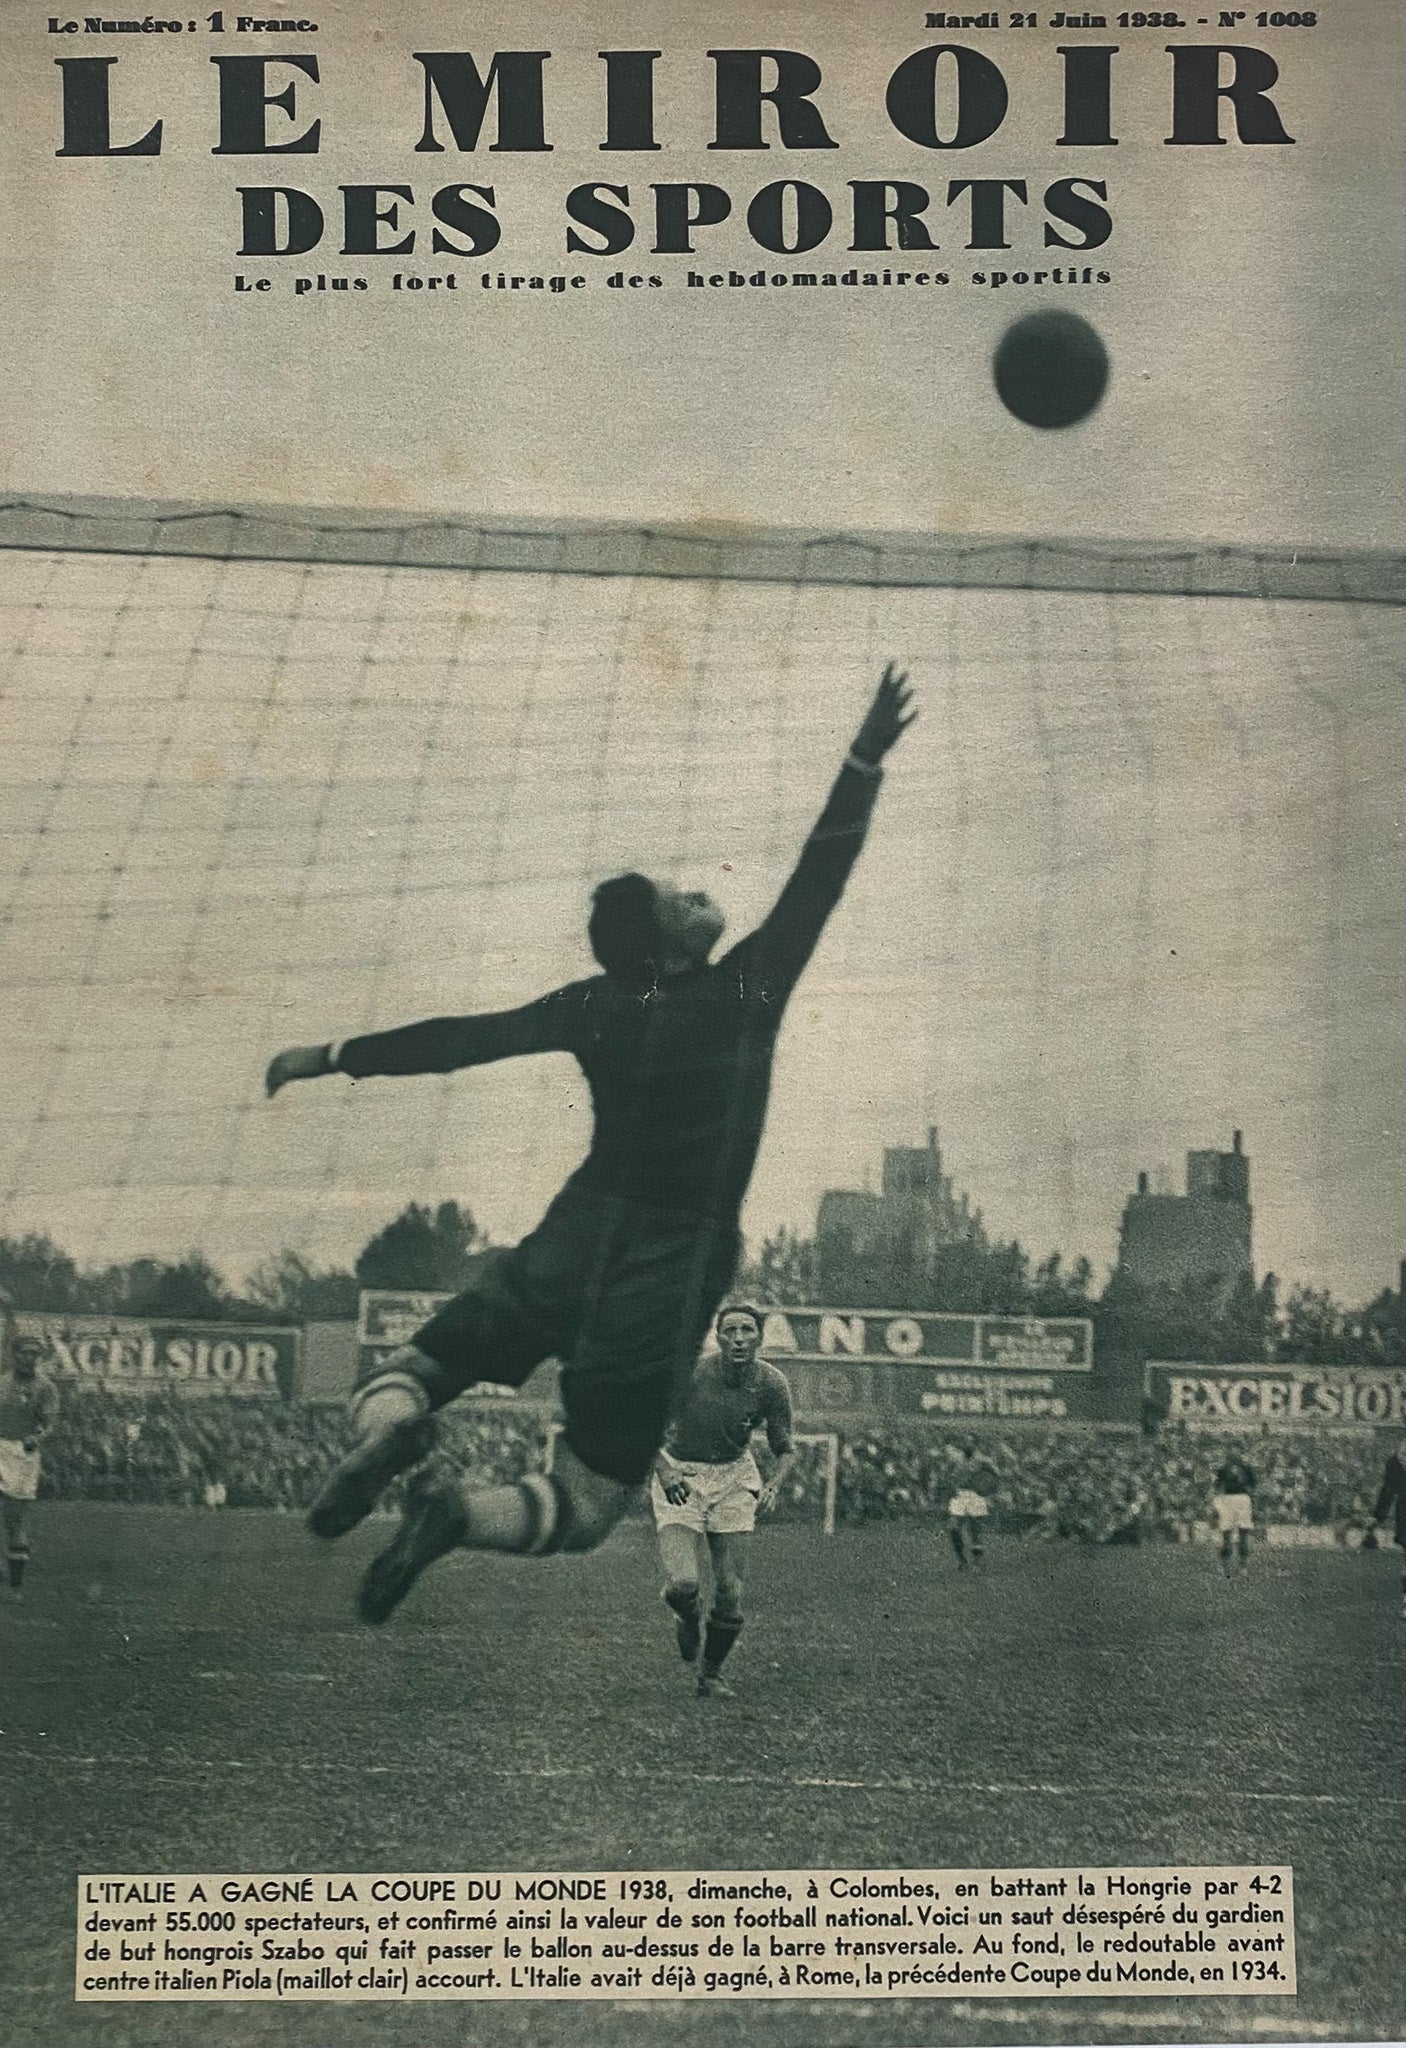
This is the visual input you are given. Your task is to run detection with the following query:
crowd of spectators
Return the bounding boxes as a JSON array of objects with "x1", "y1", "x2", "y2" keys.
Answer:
[
  {"x1": 38, "y1": 1396, "x2": 552, "y2": 1510},
  {"x1": 32, "y1": 1395, "x2": 1390, "y2": 1538},
  {"x1": 822, "y1": 1424, "x2": 1385, "y2": 1537}
]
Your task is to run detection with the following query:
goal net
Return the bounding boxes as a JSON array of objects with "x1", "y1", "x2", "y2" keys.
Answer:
[{"x1": 0, "y1": 497, "x2": 1401, "y2": 1309}]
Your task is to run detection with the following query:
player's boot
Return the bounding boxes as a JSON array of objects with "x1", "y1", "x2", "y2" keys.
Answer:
[
  {"x1": 357, "y1": 1468, "x2": 468, "y2": 1626},
  {"x1": 663, "y1": 1586, "x2": 702, "y2": 1663},
  {"x1": 306, "y1": 1414, "x2": 438, "y2": 1540},
  {"x1": 697, "y1": 1613, "x2": 742, "y2": 1696}
]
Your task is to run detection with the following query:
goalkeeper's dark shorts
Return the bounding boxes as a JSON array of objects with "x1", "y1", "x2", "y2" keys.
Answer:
[{"x1": 401, "y1": 1178, "x2": 741, "y2": 1486}]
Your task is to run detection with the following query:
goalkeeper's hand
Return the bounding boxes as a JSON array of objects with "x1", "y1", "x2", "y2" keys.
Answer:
[
  {"x1": 265, "y1": 1043, "x2": 334, "y2": 1098},
  {"x1": 849, "y1": 662, "x2": 916, "y2": 767},
  {"x1": 663, "y1": 1478, "x2": 691, "y2": 1508}
]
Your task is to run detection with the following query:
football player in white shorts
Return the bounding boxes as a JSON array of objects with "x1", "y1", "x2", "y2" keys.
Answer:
[
  {"x1": 0, "y1": 1333, "x2": 58, "y2": 1596},
  {"x1": 651, "y1": 1304, "x2": 795, "y2": 1697},
  {"x1": 947, "y1": 1442, "x2": 995, "y2": 1568},
  {"x1": 1211, "y1": 1452, "x2": 1257, "y2": 1574}
]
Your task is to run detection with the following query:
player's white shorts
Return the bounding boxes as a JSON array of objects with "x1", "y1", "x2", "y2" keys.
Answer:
[
  {"x1": 0, "y1": 1438, "x2": 41, "y2": 1502},
  {"x1": 651, "y1": 1452, "x2": 762, "y2": 1536},
  {"x1": 1212, "y1": 1492, "x2": 1254, "y2": 1533},
  {"x1": 948, "y1": 1489, "x2": 989, "y2": 1520}
]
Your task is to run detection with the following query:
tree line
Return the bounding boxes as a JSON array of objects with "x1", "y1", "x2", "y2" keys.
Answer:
[
  {"x1": 745, "y1": 1223, "x2": 1404, "y2": 1370},
  {"x1": 1, "y1": 1205, "x2": 1400, "y2": 1371}
]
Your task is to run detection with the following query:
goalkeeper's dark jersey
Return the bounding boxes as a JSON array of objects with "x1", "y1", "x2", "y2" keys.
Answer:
[{"x1": 335, "y1": 761, "x2": 882, "y2": 1224}]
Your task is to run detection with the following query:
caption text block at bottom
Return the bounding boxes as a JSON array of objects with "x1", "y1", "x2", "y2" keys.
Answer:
[{"x1": 77, "y1": 1865, "x2": 1295, "y2": 2003}]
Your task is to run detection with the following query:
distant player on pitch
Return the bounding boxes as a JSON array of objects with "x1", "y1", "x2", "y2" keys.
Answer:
[
  {"x1": 1369, "y1": 1436, "x2": 1406, "y2": 1619},
  {"x1": 947, "y1": 1441, "x2": 997, "y2": 1568},
  {"x1": 1211, "y1": 1450, "x2": 1257, "y2": 1575},
  {"x1": 651, "y1": 1303, "x2": 796, "y2": 1698},
  {"x1": 0, "y1": 1331, "x2": 59, "y2": 1597},
  {"x1": 266, "y1": 667, "x2": 914, "y2": 1623}
]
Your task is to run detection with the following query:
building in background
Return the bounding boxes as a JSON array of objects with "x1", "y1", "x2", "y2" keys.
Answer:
[
  {"x1": 1116, "y1": 1130, "x2": 1254, "y2": 1290},
  {"x1": 817, "y1": 1129, "x2": 984, "y2": 1301}
]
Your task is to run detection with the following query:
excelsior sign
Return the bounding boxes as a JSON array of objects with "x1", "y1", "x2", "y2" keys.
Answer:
[
  {"x1": 1146, "y1": 1361, "x2": 1406, "y2": 1430},
  {"x1": 14, "y1": 1315, "x2": 299, "y2": 1399}
]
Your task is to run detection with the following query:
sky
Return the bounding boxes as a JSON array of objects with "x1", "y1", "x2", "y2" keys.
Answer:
[{"x1": 0, "y1": 0, "x2": 1402, "y2": 1303}]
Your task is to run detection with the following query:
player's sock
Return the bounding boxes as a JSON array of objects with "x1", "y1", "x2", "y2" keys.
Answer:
[
  {"x1": 449, "y1": 1473, "x2": 583, "y2": 1555},
  {"x1": 664, "y1": 1584, "x2": 703, "y2": 1662},
  {"x1": 351, "y1": 1370, "x2": 431, "y2": 1441},
  {"x1": 8, "y1": 1551, "x2": 27, "y2": 1591},
  {"x1": 971, "y1": 1534, "x2": 985, "y2": 1565},
  {"x1": 949, "y1": 1527, "x2": 966, "y2": 1567},
  {"x1": 701, "y1": 1612, "x2": 743, "y2": 1679}
]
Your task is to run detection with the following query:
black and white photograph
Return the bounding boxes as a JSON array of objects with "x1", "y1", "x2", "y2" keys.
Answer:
[{"x1": 1, "y1": 3, "x2": 1403, "y2": 2044}]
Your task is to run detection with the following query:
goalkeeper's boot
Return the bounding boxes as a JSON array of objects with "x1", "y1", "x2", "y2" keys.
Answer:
[
  {"x1": 357, "y1": 1468, "x2": 467, "y2": 1626},
  {"x1": 663, "y1": 1586, "x2": 702, "y2": 1664},
  {"x1": 696, "y1": 1671, "x2": 736, "y2": 1700},
  {"x1": 306, "y1": 1414, "x2": 437, "y2": 1540}
]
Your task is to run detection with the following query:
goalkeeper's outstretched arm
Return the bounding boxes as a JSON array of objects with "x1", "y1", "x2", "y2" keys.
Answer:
[
  {"x1": 265, "y1": 989, "x2": 580, "y2": 1097},
  {"x1": 740, "y1": 663, "x2": 916, "y2": 995}
]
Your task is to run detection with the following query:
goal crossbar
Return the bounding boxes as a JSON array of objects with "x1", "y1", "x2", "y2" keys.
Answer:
[{"x1": 1, "y1": 494, "x2": 1401, "y2": 605}]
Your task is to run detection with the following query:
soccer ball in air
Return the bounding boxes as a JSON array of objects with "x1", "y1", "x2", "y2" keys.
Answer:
[{"x1": 993, "y1": 310, "x2": 1110, "y2": 430}]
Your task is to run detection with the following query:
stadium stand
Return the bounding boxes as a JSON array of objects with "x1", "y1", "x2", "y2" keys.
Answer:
[{"x1": 36, "y1": 1397, "x2": 1387, "y2": 1538}]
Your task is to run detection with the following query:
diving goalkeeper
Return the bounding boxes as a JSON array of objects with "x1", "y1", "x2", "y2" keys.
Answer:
[{"x1": 266, "y1": 665, "x2": 915, "y2": 1623}]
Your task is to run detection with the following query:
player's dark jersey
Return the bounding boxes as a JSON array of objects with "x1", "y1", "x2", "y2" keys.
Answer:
[
  {"x1": 1372, "y1": 1453, "x2": 1406, "y2": 1546},
  {"x1": 0, "y1": 1371, "x2": 58, "y2": 1444},
  {"x1": 336, "y1": 763, "x2": 881, "y2": 1223},
  {"x1": 951, "y1": 1452, "x2": 998, "y2": 1496},
  {"x1": 666, "y1": 1356, "x2": 794, "y2": 1466},
  {"x1": 1214, "y1": 1456, "x2": 1256, "y2": 1495}
]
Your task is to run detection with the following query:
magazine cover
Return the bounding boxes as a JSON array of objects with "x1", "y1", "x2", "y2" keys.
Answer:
[{"x1": 1, "y1": 3, "x2": 1402, "y2": 2046}]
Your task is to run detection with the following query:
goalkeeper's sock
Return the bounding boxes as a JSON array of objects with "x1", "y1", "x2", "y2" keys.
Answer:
[{"x1": 352, "y1": 1375, "x2": 430, "y2": 1442}]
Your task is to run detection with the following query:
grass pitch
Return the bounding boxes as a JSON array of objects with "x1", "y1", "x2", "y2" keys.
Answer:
[{"x1": 3, "y1": 1506, "x2": 1403, "y2": 2047}]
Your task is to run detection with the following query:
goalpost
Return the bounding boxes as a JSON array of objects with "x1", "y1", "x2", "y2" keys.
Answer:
[{"x1": 794, "y1": 1432, "x2": 840, "y2": 1538}]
